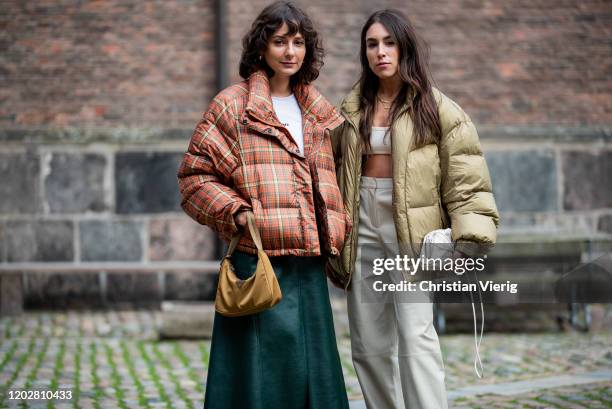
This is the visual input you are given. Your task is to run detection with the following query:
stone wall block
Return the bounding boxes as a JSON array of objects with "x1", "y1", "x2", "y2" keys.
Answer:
[
  {"x1": 598, "y1": 215, "x2": 612, "y2": 234},
  {"x1": 80, "y1": 220, "x2": 143, "y2": 261},
  {"x1": 115, "y1": 152, "x2": 183, "y2": 214},
  {"x1": 486, "y1": 150, "x2": 557, "y2": 212},
  {"x1": 25, "y1": 273, "x2": 103, "y2": 309},
  {"x1": 149, "y1": 217, "x2": 217, "y2": 261},
  {"x1": 5, "y1": 220, "x2": 74, "y2": 262},
  {"x1": 165, "y1": 272, "x2": 217, "y2": 301},
  {"x1": 0, "y1": 152, "x2": 41, "y2": 214},
  {"x1": 563, "y1": 151, "x2": 612, "y2": 211},
  {"x1": 106, "y1": 273, "x2": 161, "y2": 306},
  {"x1": 44, "y1": 152, "x2": 108, "y2": 213}
]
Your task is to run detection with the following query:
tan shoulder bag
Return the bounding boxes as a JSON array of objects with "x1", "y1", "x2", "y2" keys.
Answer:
[{"x1": 215, "y1": 212, "x2": 282, "y2": 317}]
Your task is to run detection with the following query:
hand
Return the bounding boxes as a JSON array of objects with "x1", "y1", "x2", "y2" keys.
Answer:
[
  {"x1": 233, "y1": 210, "x2": 254, "y2": 241},
  {"x1": 234, "y1": 210, "x2": 249, "y2": 229},
  {"x1": 453, "y1": 240, "x2": 488, "y2": 259}
]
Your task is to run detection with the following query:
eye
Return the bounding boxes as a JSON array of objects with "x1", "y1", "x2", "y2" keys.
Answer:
[
  {"x1": 294, "y1": 39, "x2": 305, "y2": 46},
  {"x1": 385, "y1": 40, "x2": 395, "y2": 46},
  {"x1": 274, "y1": 39, "x2": 285, "y2": 46},
  {"x1": 367, "y1": 42, "x2": 377, "y2": 49}
]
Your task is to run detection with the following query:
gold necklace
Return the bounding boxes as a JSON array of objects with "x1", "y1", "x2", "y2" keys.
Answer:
[{"x1": 377, "y1": 95, "x2": 393, "y2": 109}]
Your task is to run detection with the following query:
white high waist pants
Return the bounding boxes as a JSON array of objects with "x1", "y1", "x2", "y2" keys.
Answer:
[{"x1": 348, "y1": 176, "x2": 448, "y2": 409}]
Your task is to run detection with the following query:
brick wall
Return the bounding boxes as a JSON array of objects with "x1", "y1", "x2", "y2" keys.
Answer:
[
  {"x1": 227, "y1": 0, "x2": 612, "y2": 125},
  {"x1": 2, "y1": 1, "x2": 610, "y2": 130},
  {"x1": 0, "y1": 0, "x2": 216, "y2": 129}
]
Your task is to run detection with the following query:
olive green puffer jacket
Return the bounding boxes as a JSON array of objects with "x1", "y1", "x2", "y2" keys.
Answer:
[{"x1": 326, "y1": 86, "x2": 499, "y2": 288}]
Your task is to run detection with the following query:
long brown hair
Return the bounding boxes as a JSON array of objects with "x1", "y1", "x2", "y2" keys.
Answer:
[{"x1": 358, "y1": 9, "x2": 441, "y2": 152}]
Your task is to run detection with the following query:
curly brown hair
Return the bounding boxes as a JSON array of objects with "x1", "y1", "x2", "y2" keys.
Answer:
[{"x1": 239, "y1": 1, "x2": 324, "y2": 88}]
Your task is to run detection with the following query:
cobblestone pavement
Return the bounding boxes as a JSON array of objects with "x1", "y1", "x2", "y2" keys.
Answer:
[{"x1": 0, "y1": 310, "x2": 611, "y2": 408}]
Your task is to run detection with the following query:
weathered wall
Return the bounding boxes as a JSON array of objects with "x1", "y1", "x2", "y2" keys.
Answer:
[{"x1": 1, "y1": 0, "x2": 610, "y2": 306}]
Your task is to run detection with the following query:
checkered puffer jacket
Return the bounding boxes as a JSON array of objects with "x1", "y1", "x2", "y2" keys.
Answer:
[{"x1": 177, "y1": 71, "x2": 351, "y2": 257}]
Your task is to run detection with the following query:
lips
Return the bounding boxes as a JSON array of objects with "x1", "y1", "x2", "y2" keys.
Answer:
[
  {"x1": 281, "y1": 62, "x2": 296, "y2": 66},
  {"x1": 377, "y1": 62, "x2": 390, "y2": 68}
]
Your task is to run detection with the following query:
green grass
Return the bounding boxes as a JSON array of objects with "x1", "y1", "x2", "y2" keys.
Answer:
[
  {"x1": 2, "y1": 317, "x2": 13, "y2": 338},
  {"x1": 120, "y1": 340, "x2": 151, "y2": 409},
  {"x1": 103, "y1": 342, "x2": 129, "y2": 409},
  {"x1": 198, "y1": 342, "x2": 210, "y2": 396},
  {"x1": 152, "y1": 342, "x2": 194, "y2": 409},
  {"x1": 172, "y1": 342, "x2": 204, "y2": 395},
  {"x1": 137, "y1": 341, "x2": 173, "y2": 409},
  {"x1": 34, "y1": 314, "x2": 44, "y2": 338},
  {"x1": 46, "y1": 337, "x2": 66, "y2": 409},
  {"x1": 15, "y1": 319, "x2": 26, "y2": 338},
  {"x1": 0, "y1": 340, "x2": 18, "y2": 373},
  {"x1": 88, "y1": 341, "x2": 104, "y2": 409},
  {"x1": 533, "y1": 395, "x2": 564, "y2": 409},
  {"x1": 19, "y1": 336, "x2": 50, "y2": 409},
  {"x1": 71, "y1": 341, "x2": 82, "y2": 409},
  {"x1": 198, "y1": 342, "x2": 210, "y2": 370},
  {"x1": 0, "y1": 337, "x2": 36, "y2": 404},
  {"x1": 340, "y1": 356, "x2": 356, "y2": 378}
]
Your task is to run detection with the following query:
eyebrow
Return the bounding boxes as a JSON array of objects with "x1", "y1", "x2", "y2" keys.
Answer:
[
  {"x1": 272, "y1": 33, "x2": 304, "y2": 39},
  {"x1": 366, "y1": 35, "x2": 392, "y2": 42}
]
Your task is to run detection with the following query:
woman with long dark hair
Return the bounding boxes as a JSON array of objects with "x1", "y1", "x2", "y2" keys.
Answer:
[
  {"x1": 326, "y1": 9, "x2": 499, "y2": 409},
  {"x1": 177, "y1": 2, "x2": 350, "y2": 408}
]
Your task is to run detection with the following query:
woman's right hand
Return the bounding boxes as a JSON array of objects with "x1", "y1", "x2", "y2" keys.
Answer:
[
  {"x1": 234, "y1": 210, "x2": 249, "y2": 229},
  {"x1": 234, "y1": 210, "x2": 253, "y2": 240}
]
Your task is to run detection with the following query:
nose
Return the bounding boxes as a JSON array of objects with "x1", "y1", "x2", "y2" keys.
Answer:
[
  {"x1": 377, "y1": 46, "x2": 386, "y2": 59},
  {"x1": 285, "y1": 43, "x2": 295, "y2": 57}
]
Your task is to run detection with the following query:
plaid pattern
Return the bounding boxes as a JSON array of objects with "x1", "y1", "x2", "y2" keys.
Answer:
[{"x1": 177, "y1": 71, "x2": 351, "y2": 256}]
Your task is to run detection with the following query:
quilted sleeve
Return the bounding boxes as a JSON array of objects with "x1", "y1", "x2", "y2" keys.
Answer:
[
  {"x1": 439, "y1": 119, "x2": 499, "y2": 244},
  {"x1": 177, "y1": 101, "x2": 252, "y2": 240}
]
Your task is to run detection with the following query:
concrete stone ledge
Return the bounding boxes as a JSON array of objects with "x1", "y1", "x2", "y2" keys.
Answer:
[
  {"x1": 159, "y1": 301, "x2": 216, "y2": 339},
  {"x1": 2, "y1": 126, "x2": 610, "y2": 144},
  {"x1": 158, "y1": 297, "x2": 351, "y2": 340}
]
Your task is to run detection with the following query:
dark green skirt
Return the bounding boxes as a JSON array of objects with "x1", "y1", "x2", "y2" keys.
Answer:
[{"x1": 203, "y1": 251, "x2": 349, "y2": 409}]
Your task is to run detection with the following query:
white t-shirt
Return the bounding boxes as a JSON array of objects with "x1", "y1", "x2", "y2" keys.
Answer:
[{"x1": 272, "y1": 94, "x2": 304, "y2": 154}]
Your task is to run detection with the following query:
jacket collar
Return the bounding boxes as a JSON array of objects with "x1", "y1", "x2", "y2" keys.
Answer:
[
  {"x1": 340, "y1": 83, "x2": 361, "y2": 115},
  {"x1": 245, "y1": 70, "x2": 343, "y2": 131}
]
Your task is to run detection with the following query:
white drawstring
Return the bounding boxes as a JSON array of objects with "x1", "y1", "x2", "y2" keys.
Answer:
[
  {"x1": 421, "y1": 228, "x2": 486, "y2": 379},
  {"x1": 469, "y1": 270, "x2": 484, "y2": 378}
]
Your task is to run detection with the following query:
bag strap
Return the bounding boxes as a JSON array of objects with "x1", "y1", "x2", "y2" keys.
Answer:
[{"x1": 226, "y1": 212, "x2": 264, "y2": 257}]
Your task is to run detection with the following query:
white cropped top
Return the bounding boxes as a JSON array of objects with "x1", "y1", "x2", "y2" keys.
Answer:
[{"x1": 370, "y1": 127, "x2": 391, "y2": 154}]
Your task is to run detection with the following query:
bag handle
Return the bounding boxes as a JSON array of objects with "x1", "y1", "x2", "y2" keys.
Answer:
[{"x1": 225, "y1": 212, "x2": 263, "y2": 257}]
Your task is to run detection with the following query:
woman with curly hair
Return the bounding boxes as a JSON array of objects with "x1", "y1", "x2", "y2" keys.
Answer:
[{"x1": 177, "y1": 2, "x2": 350, "y2": 409}]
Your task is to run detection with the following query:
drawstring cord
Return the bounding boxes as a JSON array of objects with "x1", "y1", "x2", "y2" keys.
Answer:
[
  {"x1": 469, "y1": 270, "x2": 485, "y2": 378},
  {"x1": 422, "y1": 228, "x2": 485, "y2": 379}
]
